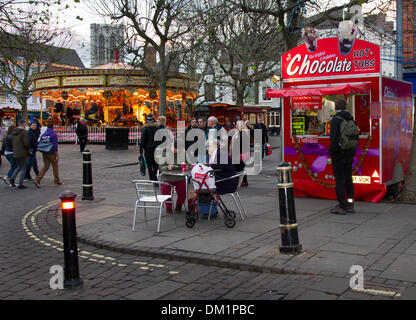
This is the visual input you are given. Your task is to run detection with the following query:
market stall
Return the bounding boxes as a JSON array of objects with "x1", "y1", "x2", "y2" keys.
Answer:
[
  {"x1": 31, "y1": 62, "x2": 198, "y2": 127},
  {"x1": 267, "y1": 36, "x2": 414, "y2": 203}
]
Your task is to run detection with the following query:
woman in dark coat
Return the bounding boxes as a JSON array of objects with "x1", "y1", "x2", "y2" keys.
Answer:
[{"x1": 25, "y1": 122, "x2": 40, "y2": 180}]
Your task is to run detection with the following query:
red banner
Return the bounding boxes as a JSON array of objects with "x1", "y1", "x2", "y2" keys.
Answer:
[
  {"x1": 281, "y1": 38, "x2": 380, "y2": 80},
  {"x1": 291, "y1": 96, "x2": 322, "y2": 110}
]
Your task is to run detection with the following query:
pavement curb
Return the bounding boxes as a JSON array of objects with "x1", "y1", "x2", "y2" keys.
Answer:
[{"x1": 77, "y1": 234, "x2": 317, "y2": 277}]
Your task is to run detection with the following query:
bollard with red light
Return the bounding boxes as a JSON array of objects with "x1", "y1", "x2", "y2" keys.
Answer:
[{"x1": 60, "y1": 191, "x2": 83, "y2": 289}]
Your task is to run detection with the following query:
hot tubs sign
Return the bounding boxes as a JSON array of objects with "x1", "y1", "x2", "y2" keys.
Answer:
[{"x1": 282, "y1": 36, "x2": 380, "y2": 80}]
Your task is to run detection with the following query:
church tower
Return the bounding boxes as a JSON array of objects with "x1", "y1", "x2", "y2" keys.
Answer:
[{"x1": 90, "y1": 23, "x2": 125, "y2": 67}]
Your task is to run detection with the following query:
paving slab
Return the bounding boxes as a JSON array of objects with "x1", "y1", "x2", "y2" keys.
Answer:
[
  {"x1": 319, "y1": 235, "x2": 386, "y2": 255},
  {"x1": 126, "y1": 281, "x2": 185, "y2": 300},
  {"x1": 166, "y1": 229, "x2": 258, "y2": 255},
  {"x1": 379, "y1": 255, "x2": 416, "y2": 282},
  {"x1": 299, "y1": 251, "x2": 363, "y2": 274}
]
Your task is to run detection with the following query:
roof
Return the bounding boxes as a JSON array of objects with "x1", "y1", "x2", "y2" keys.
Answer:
[
  {"x1": 93, "y1": 61, "x2": 134, "y2": 70},
  {"x1": 0, "y1": 31, "x2": 84, "y2": 69}
]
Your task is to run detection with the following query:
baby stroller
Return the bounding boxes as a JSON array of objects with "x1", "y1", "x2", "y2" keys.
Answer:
[{"x1": 186, "y1": 164, "x2": 237, "y2": 229}]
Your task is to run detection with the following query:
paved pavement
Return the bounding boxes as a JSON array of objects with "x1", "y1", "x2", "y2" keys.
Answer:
[{"x1": 1, "y1": 135, "x2": 416, "y2": 300}]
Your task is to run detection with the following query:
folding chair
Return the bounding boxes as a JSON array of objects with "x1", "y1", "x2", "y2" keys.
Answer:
[
  {"x1": 216, "y1": 172, "x2": 249, "y2": 221},
  {"x1": 131, "y1": 180, "x2": 175, "y2": 233}
]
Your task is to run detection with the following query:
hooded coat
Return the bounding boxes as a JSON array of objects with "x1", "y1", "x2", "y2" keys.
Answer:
[{"x1": 12, "y1": 127, "x2": 30, "y2": 158}]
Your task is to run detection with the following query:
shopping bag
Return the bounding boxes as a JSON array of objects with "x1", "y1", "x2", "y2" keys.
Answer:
[
  {"x1": 139, "y1": 154, "x2": 147, "y2": 176},
  {"x1": 265, "y1": 143, "x2": 272, "y2": 156},
  {"x1": 191, "y1": 164, "x2": 215, "y2": 190}
]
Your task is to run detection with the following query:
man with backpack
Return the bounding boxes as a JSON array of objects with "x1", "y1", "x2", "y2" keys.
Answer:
[{"x1": 329, "y1": 99, "x2": 359, "y2": 215}]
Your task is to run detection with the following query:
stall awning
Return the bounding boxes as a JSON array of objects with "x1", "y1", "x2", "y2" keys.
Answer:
[{"x1": 266, "y1": 83, "x2": 371, "y2": 98}]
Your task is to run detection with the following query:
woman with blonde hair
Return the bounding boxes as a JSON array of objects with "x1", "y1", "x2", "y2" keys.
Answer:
[
  {"x1": 157, "y1": 116, "x2": 166, "y2": 129},
  {"x1": 229, "y1": 120, "x2": 250, "y2": 187}
]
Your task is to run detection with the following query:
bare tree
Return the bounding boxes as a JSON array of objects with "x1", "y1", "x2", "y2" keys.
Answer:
[
  {"x1": 0, "y1": 5, "x2": 72, "y2": 120},
  {"x1": 88, "y1": 0, "x2": 200, "y2": 116},
  {"x1": 192, "y1": 0, "x2": 283, "y2": 106}
]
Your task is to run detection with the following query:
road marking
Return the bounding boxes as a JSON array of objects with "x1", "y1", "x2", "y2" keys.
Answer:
[{"x1": 22, "y1": 202, "x2": 179, "y2": 275}]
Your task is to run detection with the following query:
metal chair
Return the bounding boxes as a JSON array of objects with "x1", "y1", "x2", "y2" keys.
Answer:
[
  {"x1": 131, "y1": 180, "x2": 175, "y2": 233},
  {"x1": 216, "y1": 171, "x2": 248, "y2": 221}
]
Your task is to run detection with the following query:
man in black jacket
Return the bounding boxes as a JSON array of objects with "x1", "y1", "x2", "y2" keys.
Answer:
[
  {"x1": 329, "y1": 99, "x2": 356, "y2": 215},
  {"x1": 139, "y1": 113, "x2": 160, "y2": 181},
  {"x1": 76, "y1": 118, "x2": 88, "y2": 153}
]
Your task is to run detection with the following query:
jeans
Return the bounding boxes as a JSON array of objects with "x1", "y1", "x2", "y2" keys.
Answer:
[
  {"x1": 11, "y1": 157, "x2": 28, "y2": 186},
  {"x1": 144, "y1": 148, "x2": 159, "y2": 181},
  {"x1": 26, "y1": 150, "x2": 39, "y2": 178},
  {"x1": 78, "y1": 137, "x2": 88, "y2": 153},
  {"x1": 5, "y1": 154, "x2": 17, "y2": 177},
  {"x1": 332, "y1": 155, "x2": 354, "y2": 209}
]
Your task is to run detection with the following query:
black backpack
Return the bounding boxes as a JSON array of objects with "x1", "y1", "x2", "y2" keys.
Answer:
[{"x1": 335, "y1": 115, "x2": 359, "y2": 150}]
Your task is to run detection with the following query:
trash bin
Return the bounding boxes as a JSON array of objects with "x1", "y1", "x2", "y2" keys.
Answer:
[{"x1": 105, "y1": 127, "x2": 129, "y2": 150}]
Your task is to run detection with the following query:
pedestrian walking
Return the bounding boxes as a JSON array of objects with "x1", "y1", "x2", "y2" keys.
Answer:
[
  {"x1": 9, "y1": 119, "x2": 30, "y2": 189},
  {"x1": 1, "y1": 125, "x2": 17, "y2": 186},
  {"x1": 253, "y1": 117, "x2": 268, "y2": 159},
  {"x1": 139, "y1": 113, "x2": 160, "y2": 181},
  {"x1": 25, "y1": 122, "x2": 40, "y2": 181},
  {"x1": 76, "y1": 118, "x2": 88, "y2": 153},
  {"x1": 33, "y1": 123, "x2": 63, "y2": 187},
  {"x1": 229, "y1": 120, "x2": 250, "y2": 187},
  {"x1": 329, "y1": 99, "x2": 359, "y2": 215}
]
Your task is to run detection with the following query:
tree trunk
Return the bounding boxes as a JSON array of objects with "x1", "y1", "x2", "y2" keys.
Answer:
[
  {"x1": 18, "y1": 97, "x2": 28, "y2": 122},
  {"x1": 254, "y1": 81, "x2": 259, "y2": 104},
  {"x1": 236, "y1": 84, "x2": 245, "y2": 107},
  {"x1": 158, "y1": 45, "x2": 167, "y2": 116},
  {"x1": 400, "y1": 122, "x2": 416, "y2": 202}
]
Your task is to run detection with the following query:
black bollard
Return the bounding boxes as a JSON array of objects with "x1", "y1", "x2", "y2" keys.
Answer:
[
  {"x1": 277, "y1": 162, "x2": 302, "y2": 254},
  {"x1": 60, "y1": 191, "x2": 83, "y2": 289},
  {"x1": 82, "y1": 150, "x2": 94, "y2": 200}
]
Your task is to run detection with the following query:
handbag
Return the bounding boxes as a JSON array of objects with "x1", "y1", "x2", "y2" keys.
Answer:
[
  {"x1": 265, "y1": 143, "x2": 272, "y2": 156},
  {"x1": 37, "y1": 139, "x2": 53, "y2": 154},
  {"x1": 139, "y1": 154, "x2": 147, "y2": 176}
]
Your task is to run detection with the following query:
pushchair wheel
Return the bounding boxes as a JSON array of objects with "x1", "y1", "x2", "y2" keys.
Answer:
[
  {"x1": 226, "y1": 210, "x2": 236, "y2": 219},
  {"x1": 225, "y1": 217, "x2": 236, "y2": 228},
  {"x1": 186, "y1": 219, "x2": 195, "y2": 228}
]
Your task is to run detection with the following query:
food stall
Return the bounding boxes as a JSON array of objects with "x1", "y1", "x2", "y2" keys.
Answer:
[
  {"x1": 31, "y1": 62, "x2": 198, "y2": 127},
  {"x1": 267, "y1": 36, "x2": 414, "y2": 203}
]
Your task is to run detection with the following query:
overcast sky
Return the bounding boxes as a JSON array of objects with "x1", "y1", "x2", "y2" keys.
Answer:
[{"x1": 58, "y1": 0, "x2": 396, "y2": 68}]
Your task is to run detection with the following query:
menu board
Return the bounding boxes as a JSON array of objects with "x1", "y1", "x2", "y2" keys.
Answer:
[
  {"x1": 292, "y1": 96, "x2": 322, "y2": 110},
  {"x1": 292, "y1": 117, "x2": 305, "y2": 135}
]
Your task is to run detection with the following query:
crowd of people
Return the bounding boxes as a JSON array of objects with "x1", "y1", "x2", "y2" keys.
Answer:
[
  {"x1": 1, "y1": 119, "x2": 62, "y2": 189},
  {"x1": 139, "y1": 113, "x2": 268, "y2": 214}
]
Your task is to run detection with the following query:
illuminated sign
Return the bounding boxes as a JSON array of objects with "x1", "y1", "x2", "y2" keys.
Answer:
[
  {"x1": 352, "y1": 176, "x2": 371, "y2": 184},
  {"x1": 292, "y1": 117, "x2": 305, "y2": 135},
  {"x1": 292, "y1": 96, "x2": 322, "y2": 110}
]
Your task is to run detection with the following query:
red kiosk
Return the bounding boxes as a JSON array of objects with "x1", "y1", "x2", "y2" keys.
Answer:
[{"x1": 267, "y1": 37, "x2": 414, "y2": 203}]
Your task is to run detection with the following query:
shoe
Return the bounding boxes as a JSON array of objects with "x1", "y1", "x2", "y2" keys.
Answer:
[
  {"x1": 330, "y1": 205, "x2": 347, "y2": 215},
  {"x1": 2, "y1": 176, "x2": 9, "y2": 186},
  {"x1": 175, "y1": 204, "x2": 182, "y2": 213},
  {"x1": 346, "y1": 204, "x2": 355, "y2": 213},
  {"x1": 18, "y1": 185, "x2": 27, "y2": 189},
  {"x1": 55, "y1": 181, "x2": 64, "y2": 185},
  {"x1": 9, "y1": 178, "x2": 16, "y2": 187},
  {"x1": 240, "y1": 182, "x2": 248, "y2": 187},
  {"x1": 166, "y1": 207, "x2": 173, "y2": 214},
  {"x1": 33, "y1": 180, "x2": 41, "y2": 188}
]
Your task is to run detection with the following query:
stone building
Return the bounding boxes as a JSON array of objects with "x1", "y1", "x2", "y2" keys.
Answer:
[{"x1": 90, "y1": 23, "x2": 125, "y2": 67}]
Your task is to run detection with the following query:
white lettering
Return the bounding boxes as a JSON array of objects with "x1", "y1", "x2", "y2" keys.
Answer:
[
  {"x1": 349, "y1": 265, "x2": 364, "y2": 290},
  {"x1": 287, "y1": 54, "x2": 301, "y2": 76},
  {"x1": 318, "y1": 60, "x2": 327, "y2": 74},
  {"x1": 299, "y1": 54, "x2": 310, "y2": 75}
]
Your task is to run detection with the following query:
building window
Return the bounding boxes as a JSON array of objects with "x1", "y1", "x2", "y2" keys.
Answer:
[
  {"x1": 262, "y1": 87, "x2": 271, "y2": 100},
  {"x1": 110, "y1": 35, "x2": 117, "y2": 60},
  {"x1": 204, "y1": 83, "x2": 215, "y2": 101},
  {"x1": 99, "y1": 34, "x2": 105, "y2": 61}
]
